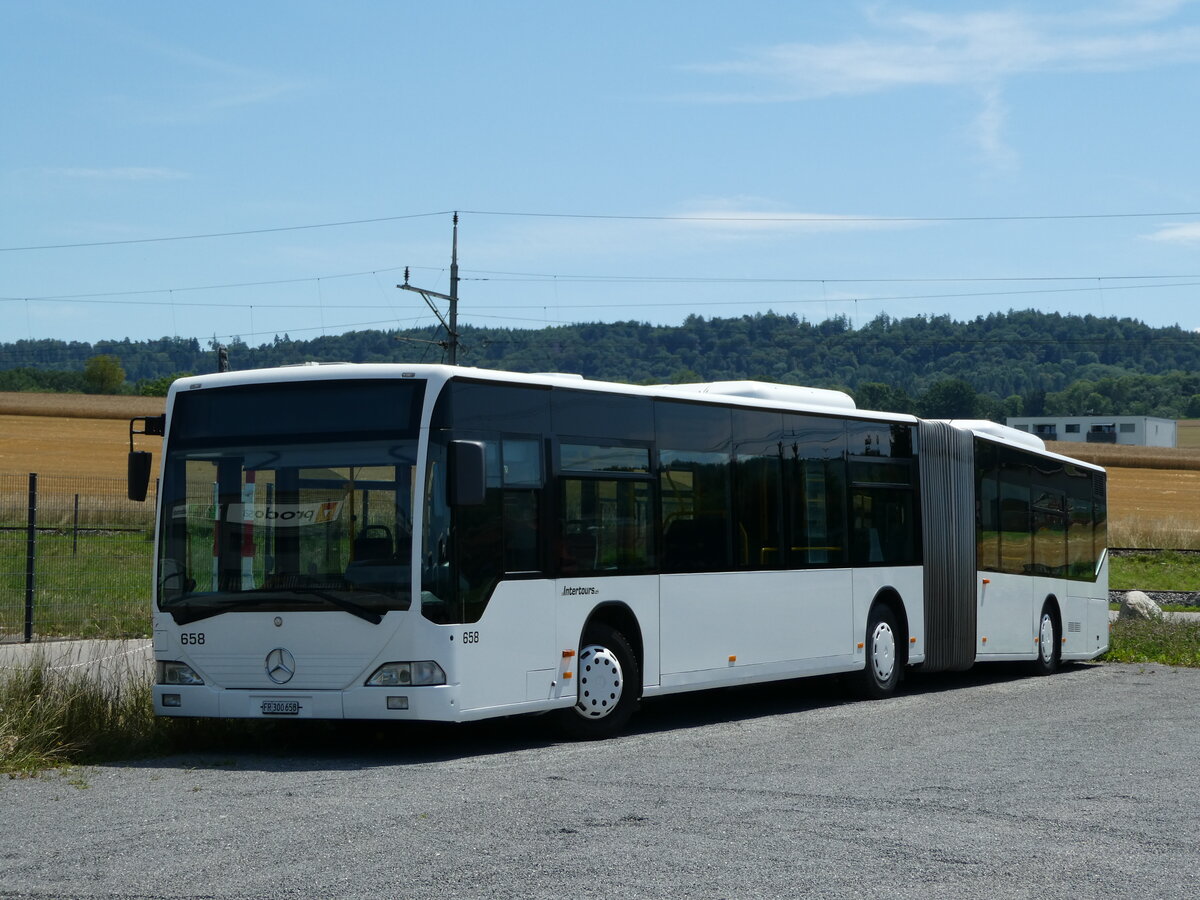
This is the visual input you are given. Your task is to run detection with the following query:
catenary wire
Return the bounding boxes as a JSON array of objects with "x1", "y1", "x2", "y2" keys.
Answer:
[
  {"x1": 0, "y1": 211, "x2": 453, "y2": 252},
  {"x1": 5, "y1": 206, "x2": 1200, "y2": 252},
  {"x1": 4, "y1": 276, "x2": 1199, "y2": 311}
]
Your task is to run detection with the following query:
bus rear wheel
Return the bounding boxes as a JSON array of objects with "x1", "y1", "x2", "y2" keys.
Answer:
[
  {"x1": 556, "y1": 624, "x2": 638, "y2": 739},
  {"x1": 857, "y1": 605, "x2": 901, "y2": 699},
  {"x1": 1034, "y1": 604, "x2": 1061, "y2": 675}
]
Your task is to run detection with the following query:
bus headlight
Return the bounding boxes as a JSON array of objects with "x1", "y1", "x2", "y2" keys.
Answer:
[
  {"x1": 157, "y1": 661, "x2": 205, "y2": 685},
  {"x1": 366, "y1": 661, "x2": 446, "y2": 687}
]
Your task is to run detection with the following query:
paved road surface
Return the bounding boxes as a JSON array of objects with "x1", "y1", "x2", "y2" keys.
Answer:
[{"x1": 2, "y1": 661, "x2": 1198, "y2": 900}]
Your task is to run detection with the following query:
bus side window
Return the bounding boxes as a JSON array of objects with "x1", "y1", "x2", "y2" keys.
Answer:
[
  {"x1": 557, "y1": 441, "x2": 654, "y2": 575},
  {"x1": 731, "y1": 410, "x2": 784, "y2": 570},
  {"x1": 783, "y1": 415, "x2": 847, "y2": 568},
  {"x1": 976, "y1": 441, "x2": 1001, "y2": 573},
  {"x1": 849, "y1": 461, "x2": 917, "y2": 566},
  {"x1": 656, "y1": 401, "x2": 734, "y2": 573},
  {"x1": 998, "y1": 452, "x2": 1032, "y2": 575}
]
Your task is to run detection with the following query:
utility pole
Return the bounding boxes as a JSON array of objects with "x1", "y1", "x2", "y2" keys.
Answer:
[{"x1": 398, "y1": 212, "x2": 461, "y2": 364}]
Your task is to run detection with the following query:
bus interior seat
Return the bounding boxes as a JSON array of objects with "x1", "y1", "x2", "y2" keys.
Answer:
[
  {"x1": 353, "y1": 525, "x2": 394, "y2": 562},
  {"x1": 561, "y1": 529, "x2": 597, "y2": 573}
]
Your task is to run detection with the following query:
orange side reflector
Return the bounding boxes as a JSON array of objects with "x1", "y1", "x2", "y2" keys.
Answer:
[
  {"x1": 728, "y1": 655, "x2": 736, "y2": 663},
  {"x1": 1034, "y1": 637, "x2": 1040, "y2": 644},
  {"x1": 857, "y1": 642, "x2": 865, "y2": 649},
  {"x1": 910, "y1": 637, "x2": 917, "y2": 643},
  {"x1": 563, "y1": 671, "x2": 573, "y2": 679},
  {"x1": 982, "y1": 637, "x2": 988, "y2": 644},
  {"x1": 982, "y1": 578, "x2": 991, "y2": 585},
  {"x1": 562, "y1": 649, "x2": 576, "y2": 658}
]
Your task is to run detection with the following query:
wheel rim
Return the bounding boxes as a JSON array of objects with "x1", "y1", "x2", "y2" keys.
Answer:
[
  {"x1": 1039, "y1": 613, "x2": 1055, "y2": 663},
  {"x1": 576, "y1": 643, "x2": 624, "y2": 719},
  {"x1": 870, "y1": 621, "x2": 896, "y2": 684}
]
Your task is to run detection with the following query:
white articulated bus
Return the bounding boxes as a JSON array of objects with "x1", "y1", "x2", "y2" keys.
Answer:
[{"x1": 129, "y1": 364, "x2": 1109, "y2": 738}]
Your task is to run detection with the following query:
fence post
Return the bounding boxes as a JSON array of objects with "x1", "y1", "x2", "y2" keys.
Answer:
[
  {"x1": 24, "y1": 472, "x2": 37, "y2": 643},
  {"x1": 73, "y1": 493, "x2": 80, "y2": 556}
]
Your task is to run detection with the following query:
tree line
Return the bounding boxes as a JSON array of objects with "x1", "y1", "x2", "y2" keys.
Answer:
[{"x1": 2, "y1": 309, "x2": 1199, "y2": 420}]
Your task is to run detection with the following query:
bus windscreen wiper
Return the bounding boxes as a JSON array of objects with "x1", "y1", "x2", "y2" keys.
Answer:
[
  {"x1": 166, "y1": 589, "x2": 384, "y2": 626},
  {"x1": 280, "y1": 588, "x2": 384, "y2": 625},
  {"x1": 166, "y1": 596, "x2": 271, "y2": 626}
]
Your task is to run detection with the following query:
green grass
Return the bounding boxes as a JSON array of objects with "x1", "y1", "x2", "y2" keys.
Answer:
[
  {"x1": 1109, "y1": 551, "x2": 1200, "y2": 593},
  {"x1": 0, "y1": 528, "x2": 152, "y2": 639},
  {"x1": 1104, "y1": 617, "x2": 1200, "y2": 668},
  {"x1": 1109, "y1": 602, "x2": 1199, "y2": 612},
  {"x1": 0, "y1": 655, "x2": 380, "y2": 774},
  {"x1": 0, "y1": 653, "x2": 164, "y2": 774}
]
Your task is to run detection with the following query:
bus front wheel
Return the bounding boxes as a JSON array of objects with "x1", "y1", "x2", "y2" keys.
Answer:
[
  {"x1": 556, "y1": 624, "x2": 639, "y2": 739},
  {"x1": 857, "y1": 604, "x2": 901, "y2": 699},
  {"x1": 1034, "y1": 604, "x2": 1061, "y2": 675}
]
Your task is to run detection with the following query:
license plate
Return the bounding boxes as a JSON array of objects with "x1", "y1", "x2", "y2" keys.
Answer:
[{"x1": 260, "y1": 700, "x2": 300, "y2": 715}]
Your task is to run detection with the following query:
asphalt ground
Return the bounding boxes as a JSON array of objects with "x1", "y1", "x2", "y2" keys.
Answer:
[{"x1": 1, "y1": 660, "x2": 1198, "y2": 900}]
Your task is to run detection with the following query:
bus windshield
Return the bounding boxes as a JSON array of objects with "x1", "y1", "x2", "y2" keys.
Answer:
[
  {"x1": 155, "y1": 379, "x2": 424, "y2": 625},
  {"x1": 158, "y1": 443, "x2": 418, "y2": 624}
]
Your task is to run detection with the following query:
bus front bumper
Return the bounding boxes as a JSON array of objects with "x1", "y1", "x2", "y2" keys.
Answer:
[{"x1": 153, "y1": 683, "x2": 462, "y2": 721}]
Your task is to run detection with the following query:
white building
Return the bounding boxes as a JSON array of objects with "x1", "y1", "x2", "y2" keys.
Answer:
[{"x1": 1005, "y1": 415, "x2": 1176, "y2": 447}]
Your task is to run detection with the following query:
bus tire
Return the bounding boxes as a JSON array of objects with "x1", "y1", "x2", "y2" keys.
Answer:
[
  {"x1": 857, "y1": 604, "x2": 901, "y2": 699},
  {"x1": 556, "y1": 624, "x2": 639, "y2": 740},
  {"x1": 1034, "y1": 603, "x2": 1061, "y2": 676}
]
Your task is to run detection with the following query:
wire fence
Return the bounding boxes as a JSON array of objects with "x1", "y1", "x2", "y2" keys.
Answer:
[{"x1": 0, "y1": 473, "x2": 154, "y2": 642}]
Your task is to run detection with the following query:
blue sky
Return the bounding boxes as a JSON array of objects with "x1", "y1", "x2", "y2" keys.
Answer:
[{"x1": 3, "y1": 0, "x2": 1200, "y2": 349}]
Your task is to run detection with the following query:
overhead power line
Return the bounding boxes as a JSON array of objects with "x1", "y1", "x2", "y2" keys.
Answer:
[
  {"x1": 0, "y1": 211, "x2": 452, "y2": 252},
  {"x1": 4, "y1": 206, "x2": 1200, "y2": 252},
  {"x1": 0, "y1": 264, "x2": 429, "y2": 302},
  {"x1": 462, "y1": 270, "x2": 1200, "y2": 285},
  {"x1": 4, "y1": 262, "x2": 1198, "y2": 305},
  {"x1": 4, "y1": 274, "x2": 1198, "y2": 312},
  {"x1": 461, "y1": 208, "x2": 1200, "y2": 224}
]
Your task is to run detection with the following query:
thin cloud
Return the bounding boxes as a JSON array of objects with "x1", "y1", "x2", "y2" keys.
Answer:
[
  {"x1": 687, "y1": 3, "x2": 1200, "y2": 101},
  {"x1": 1088, "y1": 0, "x2": 1197, "y2": 25},
  {"x1": 148, "y1": 43, "x2": 305, "y2": 114},
  {"x1": 89, "y1": 18, "x2": 309, "y2": 123},
  {"x1": 683, "y1": 2, "x2": 1200, "y2": 169},
  {"x1": 672, "y1": 198, "x2": 925, "y2": 234},
  {"x1": 43, "y1": 167, "x2": 190, "y2": 181},
  {"x1": 969, "y1": 86, "x2": 1016, "y2": 172},
  {"x1": 1143, "y1": 222, "x2": 1200, "y2": 242}
]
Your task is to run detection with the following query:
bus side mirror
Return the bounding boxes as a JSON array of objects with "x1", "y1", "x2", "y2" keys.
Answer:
[
  {"x1": 128, "y1": 451, "x2": 153, "y2": 501},
  {"x1": 127, "y1": 415, "x2": 165, "y2": 502},
  {"x1": 448, "y1": 440, "x2": 486, "y2": 506}
]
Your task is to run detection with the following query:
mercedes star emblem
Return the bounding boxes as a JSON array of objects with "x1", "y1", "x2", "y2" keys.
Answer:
[{"x1": 265, "y1": 647, "x2": 296, "y2": 684}]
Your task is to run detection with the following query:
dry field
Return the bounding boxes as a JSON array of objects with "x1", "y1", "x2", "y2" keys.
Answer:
[
  {"x1": 1178, "y1": 419, "x2": 1200, "y2": 449},
  {"x1": 1048, "y1": 439, "x2": 1200, "y2": 472},
  {"x1": 0, "y1": 391, "x2": 165, "y2": 421},
  {"x1": 0, "y1": 392, "x2": 165, "y2": 485},
  {"x1": 1044, "y1": 441, "x2": 1200, "y2": 548},
  {"x1": 1105, "y1": 467, "x2": 1200, "y2": 548}
]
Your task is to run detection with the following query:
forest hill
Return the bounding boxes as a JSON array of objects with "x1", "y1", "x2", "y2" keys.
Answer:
[{"x1": 1, "y1": 310, "x2": 1199, "y2": 421}]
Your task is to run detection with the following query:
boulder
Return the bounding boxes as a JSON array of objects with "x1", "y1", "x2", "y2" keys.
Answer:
[{"x1": 1118, "y1": 590, "x2": 1163, "y2": 621}]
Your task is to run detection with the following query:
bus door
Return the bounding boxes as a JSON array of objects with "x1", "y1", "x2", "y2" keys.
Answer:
[
  {"x1": 431, "y1": 435, "x2": 559, "y2": 714},
  {"x1": 979, "y1": 477, "x2": 1035, "y2": 655}
]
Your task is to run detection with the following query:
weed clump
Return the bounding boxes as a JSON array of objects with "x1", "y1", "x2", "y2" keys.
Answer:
[
  {"x1": 1105, "y1": 617, "x2": 1200, "y2": 668},
  {"x1": 0, "y1": 651, "x2": 163, "y2": 774}
]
